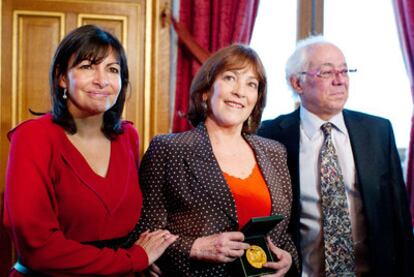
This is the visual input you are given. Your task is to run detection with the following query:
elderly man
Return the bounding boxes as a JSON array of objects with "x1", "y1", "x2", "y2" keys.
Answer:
[{"x1": 258, "y1": 36, "x2": 414, "y2": 276}]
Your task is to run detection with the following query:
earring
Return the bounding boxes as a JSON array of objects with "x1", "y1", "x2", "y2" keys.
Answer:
[
  {"x1": 63, "y1": 88, "x2": 67, "y2": 99},
  {"x1": 201, "y1": 101, "x2": 207, "y2": 111}
]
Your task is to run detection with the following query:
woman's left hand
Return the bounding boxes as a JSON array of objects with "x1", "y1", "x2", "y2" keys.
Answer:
[{"x1": 262, "y1": 237, "x2": 292, "y2": 277}]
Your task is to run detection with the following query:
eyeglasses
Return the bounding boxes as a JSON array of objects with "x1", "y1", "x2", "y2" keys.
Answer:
[{"x1": 299, "y1": 67, "x2": 357, "y2": 79}]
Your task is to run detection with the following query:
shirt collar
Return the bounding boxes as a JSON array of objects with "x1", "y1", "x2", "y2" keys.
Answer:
[{"x1": 300, "y1": 106, "x2": 347, "y2": 139}]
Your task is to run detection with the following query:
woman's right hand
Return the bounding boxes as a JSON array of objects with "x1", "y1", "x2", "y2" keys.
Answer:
[
  {"x1": 262, "y1": 237, "x2": 292, "y2": 277},
  {"x1": 189, "y1": 231, "x2": 250, "y2": 263},
  {"x1": 135, "y1": 230, "x2": 178, "y2": 265}
]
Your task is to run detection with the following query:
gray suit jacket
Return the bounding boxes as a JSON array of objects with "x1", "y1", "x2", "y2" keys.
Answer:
[
  {"x1": 136, "y1": 123, "x2": 299, "y2": 276},
  {"x1": 257, "y1": 108, "x2": 414, "y2": 276}
]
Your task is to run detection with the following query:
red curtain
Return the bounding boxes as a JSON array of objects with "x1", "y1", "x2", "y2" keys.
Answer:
[
  {"x1": 172, "y1": 0, "x2": 260, "y2": 132},
  {"x1": 394, "y1": 0, "x2": 414, "y2": 225}
]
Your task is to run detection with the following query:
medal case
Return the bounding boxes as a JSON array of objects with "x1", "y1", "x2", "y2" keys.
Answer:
[{"x1": 229, "y1": 214, "x2": 284, "y2": 277}]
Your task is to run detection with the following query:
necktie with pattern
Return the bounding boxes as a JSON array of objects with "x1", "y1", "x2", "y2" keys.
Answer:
[{"x1": 320, "y1": 122, "x2": 355, "y2": 277}]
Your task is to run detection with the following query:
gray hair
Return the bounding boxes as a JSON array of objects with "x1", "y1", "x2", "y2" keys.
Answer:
[{"x1": 285, "y1": 35, "x2": 334, "y2": 93}]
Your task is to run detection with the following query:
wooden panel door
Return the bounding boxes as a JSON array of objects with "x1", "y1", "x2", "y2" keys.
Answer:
[{"x1": 0, "y1": 0, "x2": 171, "y2": 274}]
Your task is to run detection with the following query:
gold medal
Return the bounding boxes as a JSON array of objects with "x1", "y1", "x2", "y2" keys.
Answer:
[{"x1": 245, "y1": 245, "x2": 267, "y2": 268}]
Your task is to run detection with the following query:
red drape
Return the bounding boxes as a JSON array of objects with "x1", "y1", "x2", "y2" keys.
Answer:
[
  {"x1": 394, "y1": 0, "x2": 414, "y2": 225},
  {"x1": 172, "y1": 0, "x2": 260, "y2": 132}
]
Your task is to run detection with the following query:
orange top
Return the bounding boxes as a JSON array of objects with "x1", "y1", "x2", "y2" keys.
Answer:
[{"x1": 223, "y1": 163, "x2": 272, "y2": 229}]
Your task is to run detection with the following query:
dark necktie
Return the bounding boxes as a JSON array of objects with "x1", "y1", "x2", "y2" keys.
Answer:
[{"x1": 320, "y1": 122, "x2": 355, "y2": 276}]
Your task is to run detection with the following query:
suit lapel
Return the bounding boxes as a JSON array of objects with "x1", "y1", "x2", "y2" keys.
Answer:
[
  {"x1": 245, "y1": 135, "x2": 280, "y2": 215},
  {"x1": 278, "y1": 110, "x2": 301, "y2": 214},
  {"x1": 270, "y1": 109, "x2": 302, "y2": 249},
  {"x1": 184, "y1": 124, "x2": 238, "y2": 226},
  {"x1": 343, "y1": 110, "x2": 378, "y2": 214},
  {"x1": 278, "y1": 110, "x2": 301, "y2": 187}
]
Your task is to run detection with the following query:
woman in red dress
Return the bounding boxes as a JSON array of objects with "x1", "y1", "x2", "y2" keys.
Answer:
[{"x1": 4, "y1": 25, "x2": 177, "y2": 276}]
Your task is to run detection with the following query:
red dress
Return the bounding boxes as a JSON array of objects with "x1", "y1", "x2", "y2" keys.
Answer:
[{"x1": 4, "y1": 114, "x2": 147, "y2": 276}]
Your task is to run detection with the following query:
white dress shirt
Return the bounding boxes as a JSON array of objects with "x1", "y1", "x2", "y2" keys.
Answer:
[{"x1": 299, "y1": 107, "x2": 369, "y2": 277}]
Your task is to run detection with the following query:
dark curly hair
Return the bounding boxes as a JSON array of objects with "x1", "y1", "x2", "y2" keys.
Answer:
[
  {"x1": 50, "y1": 24, "x2": 129, "y2": 139},
  {"x1": 187, "y1": 44, "x2": 267, "y2": 134}
]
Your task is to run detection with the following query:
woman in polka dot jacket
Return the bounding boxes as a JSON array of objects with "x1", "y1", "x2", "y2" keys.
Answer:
[{"x1": 134, "y1": 44, "x2": 299, "y2": 276}]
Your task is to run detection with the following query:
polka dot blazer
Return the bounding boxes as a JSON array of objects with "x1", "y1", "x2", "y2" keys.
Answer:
[{"x1": 136, "y1": 123, "x2": 299, "y2": 276}]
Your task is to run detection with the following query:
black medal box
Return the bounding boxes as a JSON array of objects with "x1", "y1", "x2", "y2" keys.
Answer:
[{"x1": 228, "y1": 214, "x2": 284, "y2": 277}]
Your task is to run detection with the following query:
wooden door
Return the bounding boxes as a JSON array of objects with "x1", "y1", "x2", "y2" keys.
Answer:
[{"x1": 0, "y1": 0, "x2": 171, "y2": 273}]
